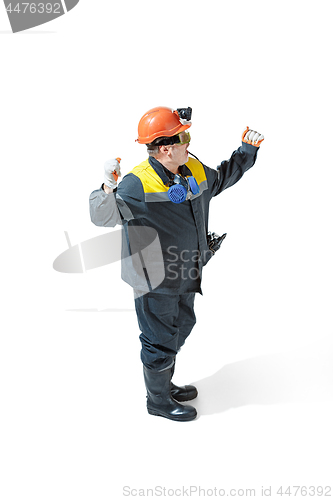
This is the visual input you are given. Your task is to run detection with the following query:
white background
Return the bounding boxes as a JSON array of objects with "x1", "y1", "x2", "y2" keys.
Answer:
[{"x1": 1, "y1": 1, "x2": 333, "y2": 498}]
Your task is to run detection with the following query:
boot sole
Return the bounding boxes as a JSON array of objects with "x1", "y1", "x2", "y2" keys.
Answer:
[{"x1": 147, "y1": 407, "x2": 197, "y2": 422}]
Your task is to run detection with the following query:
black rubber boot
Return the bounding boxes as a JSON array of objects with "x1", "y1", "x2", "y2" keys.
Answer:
[
  {"x1": 170, "y1": 382, "x2": 198, "y2": 402},
  {"x1": 143, "y1": 365, "x2": 197, "y2": 422},
  {"x1": 170, "y1": 361, "x2": 198, "y2": 402}
]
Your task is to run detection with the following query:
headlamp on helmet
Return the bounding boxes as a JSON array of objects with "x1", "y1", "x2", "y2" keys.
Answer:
[{"x1": 176, "y1": 107, "x2": 192, "y2": 122}]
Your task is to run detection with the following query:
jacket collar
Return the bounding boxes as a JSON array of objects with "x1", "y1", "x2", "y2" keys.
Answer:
[{"x1": 148, "y1": 156, "x2": 192, "y2": 186}]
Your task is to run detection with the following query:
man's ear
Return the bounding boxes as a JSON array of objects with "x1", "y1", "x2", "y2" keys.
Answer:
[{"x1": 159, "y1": 145, "x2": 170, "y2": 156}]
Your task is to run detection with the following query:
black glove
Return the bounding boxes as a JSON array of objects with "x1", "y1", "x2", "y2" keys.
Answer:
[{"x1": 207, "y1": 231, "x2": 227, "y2": 254}]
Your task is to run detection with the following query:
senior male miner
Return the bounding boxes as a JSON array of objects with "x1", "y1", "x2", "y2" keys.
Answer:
[{"x1": 89, "y1": 106, "x2": 264, "y2": 422}]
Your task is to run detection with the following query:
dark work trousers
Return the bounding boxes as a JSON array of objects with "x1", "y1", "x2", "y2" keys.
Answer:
[{"x1": 134, "y1": 292, "x2": 196, "y2": 372}]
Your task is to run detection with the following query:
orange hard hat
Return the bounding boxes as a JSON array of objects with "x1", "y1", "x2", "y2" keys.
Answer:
[{"x1": 136, "y1": 106, "x2": 191, "y2": 144}]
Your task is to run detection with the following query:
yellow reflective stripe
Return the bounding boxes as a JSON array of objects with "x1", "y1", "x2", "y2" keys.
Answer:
[
  {"x1": 185, "y1": 157, "x2": 207, "y2": 185},
  {"x1": 130, "y1": 159, "x2": 168, "y2": 194}
]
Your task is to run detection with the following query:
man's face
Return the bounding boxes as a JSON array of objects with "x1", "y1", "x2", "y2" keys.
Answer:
[{"x1": 169, "y1": 142, "x2": 190, "y2": 166}]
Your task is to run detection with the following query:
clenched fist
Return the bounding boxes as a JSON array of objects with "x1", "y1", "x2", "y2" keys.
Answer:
[
  {"x1": 242, "y1": 127, "x2": 264, "y2": 147},
  {"x1": 104, "y1": 157, "x2": 122, "y2": 190}
]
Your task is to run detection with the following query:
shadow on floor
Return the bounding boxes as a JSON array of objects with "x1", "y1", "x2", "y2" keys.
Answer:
[{"x1": 189, "y1": 341, "x2": 333, "y2": 416}]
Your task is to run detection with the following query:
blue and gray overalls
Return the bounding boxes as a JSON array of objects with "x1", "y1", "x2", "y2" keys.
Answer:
[{"x1": 89, "y1": 142, "x2": 259, "y2": 371}]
